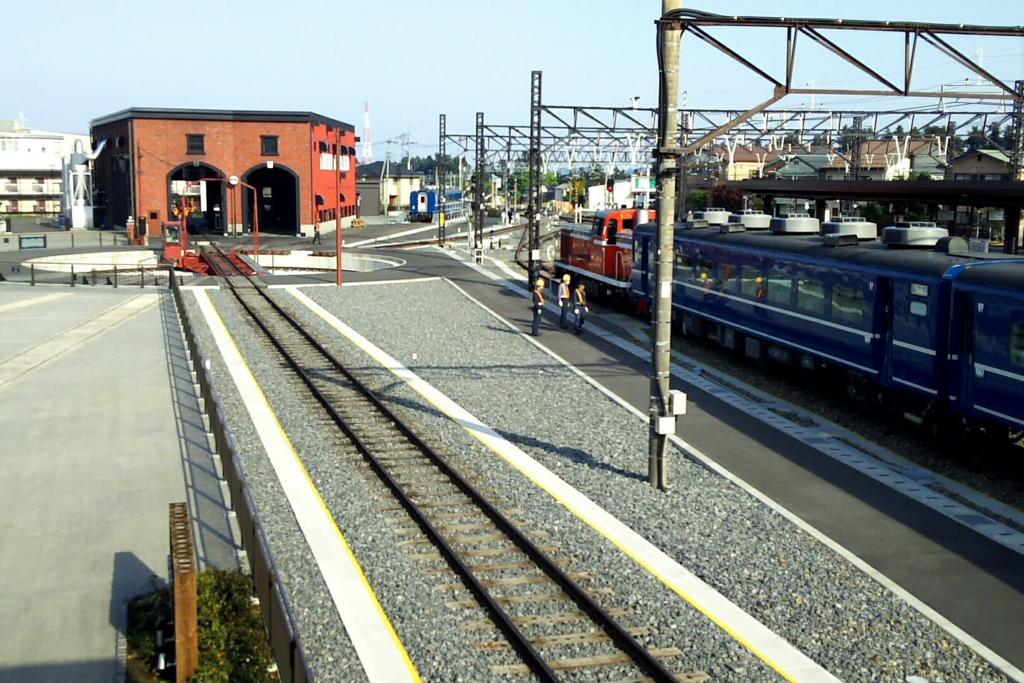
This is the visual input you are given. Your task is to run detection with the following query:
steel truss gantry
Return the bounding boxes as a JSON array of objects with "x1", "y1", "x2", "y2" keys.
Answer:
[{"x1": 645, "y1": 8, "x2": 1024, "y2": 488}]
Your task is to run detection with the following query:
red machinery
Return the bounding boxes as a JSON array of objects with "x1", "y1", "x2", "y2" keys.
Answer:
[
  {"x1": 556, "y1": 208, "x2": 655, "y2": 300},
  {"x1": 161, "y1": 220, "x2": 254, "y2": 276}
]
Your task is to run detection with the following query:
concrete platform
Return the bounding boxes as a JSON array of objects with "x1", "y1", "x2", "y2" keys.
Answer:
[{"x1": 0, "y1": 286, "x2": 236, "y2": 681}]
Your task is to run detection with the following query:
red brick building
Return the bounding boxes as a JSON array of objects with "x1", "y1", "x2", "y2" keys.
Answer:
[{"x1": 90, "y1": 108, "x2": 358, "y2": 238}]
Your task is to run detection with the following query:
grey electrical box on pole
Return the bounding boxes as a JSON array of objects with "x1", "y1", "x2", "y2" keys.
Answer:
[{"x1": 649, "y1": 0, "x2": 685, "y2": 490}]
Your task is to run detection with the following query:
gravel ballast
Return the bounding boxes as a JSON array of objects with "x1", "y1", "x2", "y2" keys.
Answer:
[
  {"x1": 273, "y1": 277, "x2": 1011, "y2": 683},
  {"x1": 182, "y1": 290, "x2": 365, "y2": 681}
]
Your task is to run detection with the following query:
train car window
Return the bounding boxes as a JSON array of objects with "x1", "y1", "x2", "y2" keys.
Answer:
[
  {"x1": 910, "y1": 283, "x2": 929, "y2": 297},
  {"x1": 766, "y1": 267, "x2": 793, "y2": 306},
  {"x1": 909, "y1": 301, "x2": 928, "y2": 317},
  {"x1": 671, "y1": 250, "x2": 696, "y2": 278},
  {"x1": 831, "y1": 284, "x2": 864, "y2": 325},
  {"x1": 623, "y1": 218, "x2": 635, "y2": 230},
  {"x1": 796, "y1": 278, "x2": 826, "y2": 315},
  {"x1": 718, "y1": 262, "x2": 738, "y2": 292},
  {"x1": 607, "y1": 219, "x2": 618, "y2": 244},
  {"x1": 739, "y1": 266, "x2": 765, "y2": 300},
  {"x1": 696, "y1": 258, "x2": 715, "y2": 289},
  {"x1": 591, "y1": 217, "x2": 604, "y2": 237},
  {"x1": 1010, "y1": 324, "x2": 1024, "y2": 367}
]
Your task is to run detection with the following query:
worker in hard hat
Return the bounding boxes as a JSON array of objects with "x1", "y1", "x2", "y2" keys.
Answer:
[
  {"x1": 572, "y1": 281, "x2": 589, "y2": 335},
  {"x1": 558, "y1": 273, "x2": 572, "y2": 329},
  {"x1": 531, "y1": 278, "x2": 546, "y2": 337}
]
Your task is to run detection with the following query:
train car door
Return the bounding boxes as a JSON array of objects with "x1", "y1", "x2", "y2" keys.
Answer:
[
  {"x1": 948, "y1": 288, "x2": 974, "y2": 414},
  {"x1": 417, "y1": 192, "x2": 429, "y2": 215},
  {"x1": 875, "y1": 277, "x2": 895, "y2": 383}
]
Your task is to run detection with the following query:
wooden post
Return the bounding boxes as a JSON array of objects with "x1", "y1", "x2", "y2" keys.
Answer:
[{"x1": 169, "y1": 502, "x2": 199, "y2": 681}]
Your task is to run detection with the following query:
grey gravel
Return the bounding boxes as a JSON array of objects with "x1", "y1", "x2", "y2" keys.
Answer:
[
  {"x1": 275, "y1": 278, "x2": 1011, "y2": 683},
  {"x1": 183, "y1": 290, "x2": 365, "y2": 682}
]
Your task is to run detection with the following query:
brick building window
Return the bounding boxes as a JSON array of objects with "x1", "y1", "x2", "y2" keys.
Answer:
[
  {"x1": 261, "y1": 135, "x2": 279, "y2": 156},
  {"x1": 186, "y1": 134, "x2": 205, "y2": 155}
]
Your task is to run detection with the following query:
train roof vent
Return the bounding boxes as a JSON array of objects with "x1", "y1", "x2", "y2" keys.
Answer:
[
  {"x1": 820, "y1": 216, "x2": 878, "y2": 241},
  {"x1": 720, "y1": 223, "x2": 746, "y2": 234},
  {"x1": 933, "y1": 236, "x2": 969, "y2": 254},
  {"x1": 770, "y1": 214, "x2": 821, "y2": 234},
  {"x1": 694, "y1": 207, "x2": 731, "y2": 225},
  {"x1": 679, "y1": 219, "x2": 710, "y2": 230},
  {"x1": 881, "y1": 222, "x2": 948, "y2": 248},
  {"x1": 823, "y1": 233, "x2": 860, "y2": 248},
  {"x1": 728, "y1": 210, "x2": 771, "y2": 230}
]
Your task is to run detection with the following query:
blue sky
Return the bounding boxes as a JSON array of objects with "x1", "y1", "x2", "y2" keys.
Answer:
[{"x1": 4, "y1": 0, "x2": 1022, "y2": 155}]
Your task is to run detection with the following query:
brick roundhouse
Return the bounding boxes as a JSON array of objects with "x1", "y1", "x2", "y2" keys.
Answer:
[{"x1": 90, "y1": 108, "x2": 358, "y2": 238}]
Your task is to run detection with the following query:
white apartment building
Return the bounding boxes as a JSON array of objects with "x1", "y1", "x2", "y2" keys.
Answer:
[{"x1": 0, "y1": 115, "x2": 90, "y2": 215}]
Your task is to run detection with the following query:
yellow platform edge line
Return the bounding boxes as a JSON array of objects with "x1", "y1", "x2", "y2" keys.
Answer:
[{"x1": 193, "y1": 289, "x2": 421, "y2": 682}]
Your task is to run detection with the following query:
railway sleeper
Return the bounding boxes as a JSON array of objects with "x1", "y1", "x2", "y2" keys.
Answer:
[
  {"x1": 490, "y1": 646, "x2": 683, "y2": 675},
  {"x1": 462, "y1": 607, "x2": 630, "y2": 631},
  {"x1": 476, "y1": 626, "x2": 652, "y2": 651}
]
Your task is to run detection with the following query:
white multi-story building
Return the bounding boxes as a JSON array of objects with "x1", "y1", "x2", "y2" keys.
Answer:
[{"x1": 0, "y1": 115, "x2": 90, "y2": 216}]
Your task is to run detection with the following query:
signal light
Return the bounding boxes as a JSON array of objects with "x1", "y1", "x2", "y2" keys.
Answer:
[{"x1": 606, "y1": 179, "x2": 615, "y2": 193}]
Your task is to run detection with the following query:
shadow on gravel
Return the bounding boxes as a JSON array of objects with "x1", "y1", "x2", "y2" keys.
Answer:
[
  {"x1": 492, "y1": 428, "x2": 646, "y2": 483},
  {"x1": 302, "y1": 366, "x2": 646, "y2": 483}
]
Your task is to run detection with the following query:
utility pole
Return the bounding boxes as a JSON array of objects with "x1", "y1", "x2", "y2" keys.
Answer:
[
  {"x1": 1006, "y1": 80, "x2": 1023, "y2": 254},
  {"x1": 528, "y1": 70, "x2": 543, "y2": 288},
  {"x1": 649, "y1": 0, "x2": 685, "y2": 490},
  {"x1": 439, "y1": 114, "x2": 447, "y2": 246},
  {"x1": 475, "y1": 112, "x2": 485, "y2": 262}
]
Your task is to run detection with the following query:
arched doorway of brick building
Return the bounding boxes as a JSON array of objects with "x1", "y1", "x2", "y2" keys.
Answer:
[
  {"x1": 167, "y1": 163, "x2": 227, "y2": 235},
  {"x1": 241, "y1": 164, "x2": 300, "y2": 235}
]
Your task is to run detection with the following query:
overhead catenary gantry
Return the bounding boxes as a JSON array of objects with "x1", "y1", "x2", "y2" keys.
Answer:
[
  {"x1": 644, "y1": 7, "x2": 1024, "y2": 489},
  {"x1": 444, "y1": 105, "x2": 1020, "y2": 173}
]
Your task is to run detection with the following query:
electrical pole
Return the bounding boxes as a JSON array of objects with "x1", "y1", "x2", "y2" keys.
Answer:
[
  {"x1": 528, "y1": 70, "x2": 543, "y2": 288},
  {"x1": 475, "y1": 112, "x2": 485, "y2": 263},
  {"x1": 1006, "y1": 80, "x2": 1023, "y2": 254},
  {"x1": 439, "y1": 114, "x2": 447, "y2": 246},
  {"x1": 649, "y1": 0, "x2": 684, "y2": 490}
]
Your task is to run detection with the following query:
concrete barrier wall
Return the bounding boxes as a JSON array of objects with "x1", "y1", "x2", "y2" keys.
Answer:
[{"x1": 0, "y1": 230, "x2": 131, "y2": 253}]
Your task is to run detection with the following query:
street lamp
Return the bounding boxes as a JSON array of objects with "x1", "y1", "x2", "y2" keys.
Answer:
[{"x1": 228, "y1": 174, "x2": 260, "y2": 260}]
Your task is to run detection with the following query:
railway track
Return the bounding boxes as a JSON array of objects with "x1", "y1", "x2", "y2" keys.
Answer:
[{"x1": 202, "y1": 245, "x2": 701, "y2": 681}]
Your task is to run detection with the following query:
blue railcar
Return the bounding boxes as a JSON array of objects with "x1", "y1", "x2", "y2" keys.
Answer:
[
  {"x1": 409, "y1": 189, "x2": 467, "y2": 223},
  {"x1": 631, "y1": 222, "x2": 1024, "y2": 435},
  {"x1": 948, "y1": 263, "x2": 1024, "y2": 430}
]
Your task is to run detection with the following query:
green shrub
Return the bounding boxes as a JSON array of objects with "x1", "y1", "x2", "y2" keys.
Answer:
[
  {"x1": 126, "y1": 571, "x2": 275, "y2": 683},
  {"x1": 192, "y1": 570, "x2": 275, "y2": 683}
]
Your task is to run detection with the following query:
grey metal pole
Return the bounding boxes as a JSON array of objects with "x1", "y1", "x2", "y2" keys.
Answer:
[
  {"x1": 649, "y1": 0, "x2": 684, "y2": 490},
  {"x1": 439, "y1": 114, "x2": 447, "y2": 246},
  {"x1": 475, "y1": 112, "x2": 485, "y2": 263},
  {"x1": 528, "y1": 70, "x2": 543, "y2": 287}
]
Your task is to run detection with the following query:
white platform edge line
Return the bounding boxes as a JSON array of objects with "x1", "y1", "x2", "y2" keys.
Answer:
[
  {"x1": 285, "y1": 285, "x2": 838, "y2": 683},
  {"x1": 439, "y1": 247, "x2": 1024, "y2": 683},
  {"x1": 189, "y1": 289, "x2": 420, "y2": 683}
]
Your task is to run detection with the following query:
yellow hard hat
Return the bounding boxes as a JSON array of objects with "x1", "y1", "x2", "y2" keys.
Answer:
[
  {"x1": 536, "y1": 278, "x2": 545, "y2": 287},
  {"x1": 562, "y1": 274, "x2": 571, "y2": 282}
]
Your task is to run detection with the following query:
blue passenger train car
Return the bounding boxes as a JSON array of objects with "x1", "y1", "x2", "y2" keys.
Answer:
[
  {"x1": 630, "y1": 222, "x2": 1024, "y2": 436},
  {"x1": 409, "y1": 189, "x2": 467, "y2": 222}
]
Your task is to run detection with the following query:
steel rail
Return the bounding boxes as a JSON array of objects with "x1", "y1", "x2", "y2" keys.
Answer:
[{"x1": 204, "y1": 245, "x2": 679, "y2": 682}]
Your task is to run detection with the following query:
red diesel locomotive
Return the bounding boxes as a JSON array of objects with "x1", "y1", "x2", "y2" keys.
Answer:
[{"x1": 555, "y1": 208, "x2": 655, "y2": 303}]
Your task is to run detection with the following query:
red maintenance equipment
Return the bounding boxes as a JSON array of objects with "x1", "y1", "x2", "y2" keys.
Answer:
[
  {"x1": 556, "y1": 207, "x2": 656, "y2": 303},
  {"x1": 161, "y1": 218, "x2": 255, "y2": 276}
]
